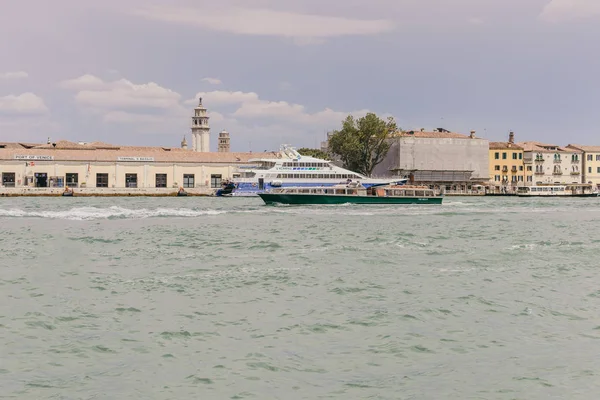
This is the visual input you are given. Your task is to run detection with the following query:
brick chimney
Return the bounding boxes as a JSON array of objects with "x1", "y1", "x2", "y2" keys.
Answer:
[
  {"x1": 508, "y1": 131, "x2": 515, "y2": 144},
  {"x1": 469, "y1": 130, "x2": 476, "y2": 139}
]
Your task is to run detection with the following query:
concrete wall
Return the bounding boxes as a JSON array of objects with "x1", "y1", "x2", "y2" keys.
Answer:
[
  {"x1": 373, "y1": 137, "x2": 490, "y2": 179},
  {"x1": 0, "y1": 161, "x2": 237, "y2": 188}
]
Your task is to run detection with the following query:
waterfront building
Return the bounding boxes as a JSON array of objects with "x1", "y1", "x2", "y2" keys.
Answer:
[
  {"x1": 565, "y1": 145, "x2": 600, "y2": 187},
  {"x1": 373, "y1": 128, "x2": 490, "y2": 191},
  {"x1": 218, "y1": 130, "x2": 231, "y2": 153},
  {"x1": 489, "y1": 131, "x2": 525, "y2": 190},
  {"x1": 191, "y1": 97, "x2": 210, "y2": 152},
  {"x1": 519, "y1": 141, "x2": 582, "y2": 185},
  {"x1": 0, "y1": 140, "x2": 274, "y2": 189}
]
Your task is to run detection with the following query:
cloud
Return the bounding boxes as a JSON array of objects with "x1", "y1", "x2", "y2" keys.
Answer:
[
  {"x1": 189, "y1": 89, "x2": 371, "y2": 127},
  {"x1": 60, "y1": 74, "x2": 185, "y2": 115},
  {"x1": 59, "y1": 74, "x2": 107, "y2": 91},
  {"x1": 0, "y1": 71, "x2": 29, "y2": 80},
  {"x1": 133, "y1": 6, "x2": 395, "y2": 41},
  {"x1": 540, "y1": 0, "x2": 600, "y2": 22},
  {"x1": 0, "y1": 93, "x2": 48, "y2": 115},
  {"x1": 202, "y1": 77, "x2": 222, "y2": 85}
]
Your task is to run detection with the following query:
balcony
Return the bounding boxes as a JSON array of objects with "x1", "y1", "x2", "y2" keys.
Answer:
[
  {"x1": 534, "y1": 171, "x2": 545, "y2": 175},
  {"x1": 535, "y1": 158, "x2": 544, "y2": 162},
  {"x1": 553, "y1": 171, "x2": 563, "y2": 175},
  {"x1": 502, "y1": 167, "x2": 508, "y2": 173},
  {"x1": 511, "y1": 167, "x2": 518, "y2": 173},
  {"x1": 571, "y1": 171, "x2": 580, "y2": 175},
  {"x1": 553, "y1": 158, "x2": 562, "y2": 163}
]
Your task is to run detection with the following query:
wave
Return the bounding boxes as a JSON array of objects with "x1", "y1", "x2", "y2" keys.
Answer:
[{"x1": 0, "y1": 206, "x2": 226, "y2": 221}]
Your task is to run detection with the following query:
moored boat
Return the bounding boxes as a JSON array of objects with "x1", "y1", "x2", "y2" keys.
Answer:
[
  {"x1": 517, "y1": 184, "x2": 599, "y2": 197},
  {"x1": 258, "y1": 183, "x2": 443, "y2": 205}
]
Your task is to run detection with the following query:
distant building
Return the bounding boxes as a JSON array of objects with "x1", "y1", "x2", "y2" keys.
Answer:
[
  {"x1": 565, "y1": 144, "x2": 600, "y2": 187},
  {"x1": 218, "y1": 130, "x2": 231, "y2": 153},
  {"x1": 0, "y1": 140, "x2": 276, "y2": 189},
  {"x1": 191, "y1": 97, "x2": 210, "y2": 152},
  {"x1": 519, "y1": 141, "x2": 582, "y2": 185},
  {"x1": 489, "y1": 131, "x2": 526, "y2": 189},
  {"x1": 373, "y1": 128, "x2": 490, "y2": 191}
]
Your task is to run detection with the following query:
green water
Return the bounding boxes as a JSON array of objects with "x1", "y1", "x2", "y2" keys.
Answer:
[{"x1": 1, "y1": 197, "x2": 600, "y2": 399}]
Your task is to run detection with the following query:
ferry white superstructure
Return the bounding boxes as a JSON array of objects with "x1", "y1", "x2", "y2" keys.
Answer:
[
  {"x1": 232, "y1": 145, "x2": 406, "y2": 196},
  {"x1": 516, "y1": 184, "x2": 599, "y2": 197}
]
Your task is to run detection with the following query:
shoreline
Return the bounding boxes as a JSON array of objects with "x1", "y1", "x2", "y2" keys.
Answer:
[{"x1": 0, "y1": 187, "x2": 216, "y2": 197}]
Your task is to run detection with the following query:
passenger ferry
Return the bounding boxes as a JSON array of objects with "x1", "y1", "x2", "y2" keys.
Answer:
[
  {"x1": 517, "y1": 184, "x2": 599, "y2": 197},
  {"x1": 258, "y1": 183, "x2": 443, "y2": 205},
  {"x1": 232, "y1": 145, "x2": 406, "y2": 196}
]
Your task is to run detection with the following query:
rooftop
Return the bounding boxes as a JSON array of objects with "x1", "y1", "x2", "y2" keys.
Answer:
[
  {"x1": 0, "y1": 140, "x2": 278, "y2": 164},
  {"x1": 393, "y1": 128, "x2": 480, "y2": 139},
  {"x1": 566, "y1": 144, "x2": 600, "y2": 153},
  {"x1": 489, "y1": 142, "x2": 523, "y2": 150},
  {"x1": 517, "y1": 141, "x2": 580, "y2": 153}
]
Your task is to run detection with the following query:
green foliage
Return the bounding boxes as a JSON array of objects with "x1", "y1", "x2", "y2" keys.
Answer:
[
  {"x1": 327, "y1": 113, "x2": 397, "y2": 177},
  {"x1": 297, "y1": 148, "x2": 330, "y2": 160}
]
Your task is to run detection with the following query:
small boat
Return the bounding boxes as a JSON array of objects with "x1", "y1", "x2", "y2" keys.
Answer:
[
  {"x1": 62, "y1": 187, "x2": 74, "y2": 197},
  {"x1": 517, "y1": 184, "x2": 599, "y2": 197},
  {"x1": 258, "y1": 183, "x2": 443, "y2": 205},
  {"x1": 177, "y1": 187, "x2": 188, "y2": 196},
  {"x1": 215, "y1": 181, "x2": 236, "y2": 197}
]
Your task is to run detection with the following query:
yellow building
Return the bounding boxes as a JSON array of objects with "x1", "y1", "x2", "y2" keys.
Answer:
[
  {"x1": 0, "y1": 140, "x2": 276, "y2": 189},
  {"x1": 566, "y1": 145, "x2": 600, "y2": 187},
  {"x1": 489, "y1": 132, "x2": 526, "y2": 189}
]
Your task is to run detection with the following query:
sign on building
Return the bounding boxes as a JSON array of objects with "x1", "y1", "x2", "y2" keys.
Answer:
[
  {"x1": 117, "y1": 157, "x2": 155, "y2": 162},
  {"x1": 14, "y1": 155, "x2": 54, "y2": 161}
]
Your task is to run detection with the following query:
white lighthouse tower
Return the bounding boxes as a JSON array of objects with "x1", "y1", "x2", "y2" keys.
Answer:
[{"x1": 191, "y1": 97, "x2": 210, "y2": 152}]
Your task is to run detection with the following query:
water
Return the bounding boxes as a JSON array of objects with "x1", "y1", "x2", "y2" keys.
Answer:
[{"x1": 1, "y1": 196, "x2": 600, "y2": 399}]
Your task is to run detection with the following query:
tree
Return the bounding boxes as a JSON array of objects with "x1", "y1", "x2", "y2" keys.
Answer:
[
  {"x1": 297, "y1": 147, "x2": 329, "y2": 160},
  {"x1": 327, "y1": 113, "x2": 397, "y2": 177}
]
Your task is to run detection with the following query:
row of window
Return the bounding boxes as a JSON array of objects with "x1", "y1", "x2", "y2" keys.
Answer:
[
  {"x1": 535, "y1": 153, "x2": 580, "y2": 161},
  {"x1": 493, "y1": 175, "x2": 525, "y2": 182},
  {"x1": 534, "y1": 166, "x2": 580, "y2": 174},
  {"x1": 0, "y1": 172, "x2": 224, "y2": 188},
  {"x1": 493, "y1": 165, "x2": 524, "y2": 171},
  {"x1": 587, "y1": 155, "x2": 600, "y2": 161},
  {"x1": 274, "y1": 173, "x2": 361, "y2": 179},
  {"x1": 281, "y1": 162, "x2": 330, "y2": 168},
  {"x1": 494, "y1": 152, "x2": 523, "y2": 160}
]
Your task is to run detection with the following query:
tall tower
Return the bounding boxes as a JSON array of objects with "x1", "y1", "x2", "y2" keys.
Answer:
[
  {"x1": 191, "y1": 97, "x2": 210, "y2": 152},
  {"x1": 218, "y1": 130, "x2": 230, "y2": 153}
]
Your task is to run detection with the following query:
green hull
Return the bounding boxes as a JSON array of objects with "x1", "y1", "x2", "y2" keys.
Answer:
[{"x1": 258, "y1": 193, "x2": 443, "y2": 205}]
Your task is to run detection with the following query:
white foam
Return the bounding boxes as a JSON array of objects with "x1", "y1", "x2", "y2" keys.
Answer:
[{"x1": 0, "y1": 206, "x2": 226, "y2": 221}]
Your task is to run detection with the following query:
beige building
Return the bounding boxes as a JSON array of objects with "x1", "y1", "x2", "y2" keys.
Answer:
[
  {"x1": 566, "y1": 145, "x2": 600, "y2": 187},
  {"x1": 0, "y1": 140, "x2": 275, "y2": 189},
  {"x1": 519, "y1": 141, "x2": 582, "y2": 185}
]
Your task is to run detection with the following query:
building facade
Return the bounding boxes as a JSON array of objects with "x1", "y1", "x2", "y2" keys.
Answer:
[
  {"x1": 489, "y1": 132, "x2": 525, "y2": 189},
  {"x1": 373, "y1": 129, "x2": 490, "y2": 190},
  {"x1": 191, "y1": 97, "x2": 210, "y2": 152},
  {"x1": 519, "y1": 142, "x2": 582, "y2": 185},
  {"x1": 0, "y1": 141, "x2": 275, "y2": 189},
  {"x1": 566, "y1": 145, "x2": 600, "y2": 187}
]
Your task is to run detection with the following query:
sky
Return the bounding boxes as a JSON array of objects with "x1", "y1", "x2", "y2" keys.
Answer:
[{"x1": 1, "y1": 0, "x2": 599, "y2": 151}]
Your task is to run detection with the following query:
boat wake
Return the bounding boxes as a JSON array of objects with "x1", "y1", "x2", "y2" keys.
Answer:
[{"x1": 0, "y1": 206, "x2": 227, "y2": 221}]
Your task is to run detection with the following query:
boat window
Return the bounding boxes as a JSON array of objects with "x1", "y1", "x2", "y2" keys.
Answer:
[
  {"x1": 415, "y1": 190, "x2": 425, "y2": 196},
  {"x1": 405, "y1": 190, "x2": 414, "y2": 196}
]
